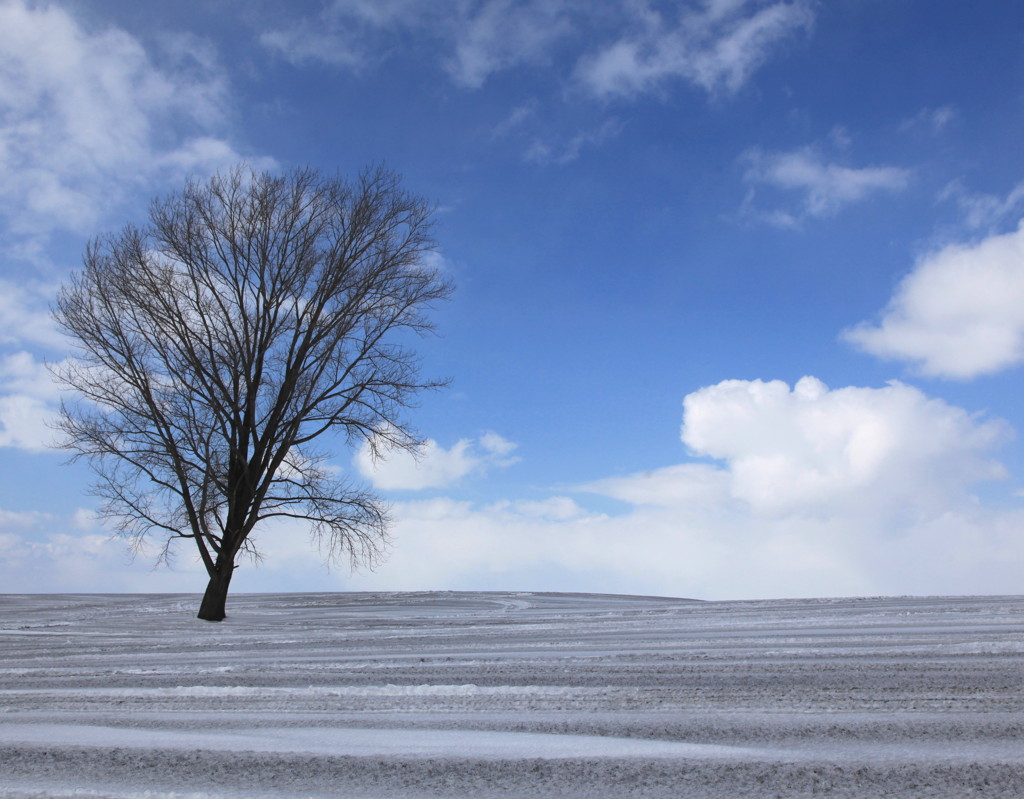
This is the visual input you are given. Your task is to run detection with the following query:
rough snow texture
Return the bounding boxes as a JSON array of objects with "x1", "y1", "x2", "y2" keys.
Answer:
[{"x1": 1, "y1": 591, "x2": 1023, "y2": 798}]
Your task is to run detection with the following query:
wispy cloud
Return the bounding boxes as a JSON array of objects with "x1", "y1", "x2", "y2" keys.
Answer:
[
  {"x1": 900, "y1": 105, "x2": 957, "y2": 135},
  {"x1": 740, "y1": 145, "x2": 910, "y2": 227},
  {"x1": 940, "y1": 179, "x2": 1024, "y2": 233},
  {"x1": 446, "y1": 0, "x2": 576, "y2": 88},
  {"x1": 491, "y1": 102, "x2": 539, "y2": 138},
  {"x1": 0, "y1": 1, "x2": 276, "y2": 451},
  {"x1": 261, "y1": 0, "x2": 813, "y2": 98},
  {"x1": 576, "y1": 0, "x2": 815, "y2": 98},
  {"x1": 492, "y1": 101, "x2": 624, "y2": 165},
  {"x1": 262, "y1": 0, "x2": 577, "y2": 87},
  {"x1": 523, "y1": 118, "x2": 625, "y2": 165},
  {"x1": 0, "y1": 0, "x2": 266, "y2": 241}
]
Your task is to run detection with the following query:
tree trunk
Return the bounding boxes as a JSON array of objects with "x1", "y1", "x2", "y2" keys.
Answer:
[{"x1": 197, "y1": 557, "x2": 234, "y2": 622}]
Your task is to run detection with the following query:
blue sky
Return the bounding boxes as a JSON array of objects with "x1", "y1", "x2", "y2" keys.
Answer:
[{"x1": 3, "y1": 0, "x2": 1024, "y2": 599}]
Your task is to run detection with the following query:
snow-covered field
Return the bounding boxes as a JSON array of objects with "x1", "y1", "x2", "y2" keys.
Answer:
[{"x1": 1, "y1": 591, "x2": 1023, "y2": 798}]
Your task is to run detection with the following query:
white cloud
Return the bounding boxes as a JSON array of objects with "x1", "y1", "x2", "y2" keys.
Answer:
[
  {"x1": 741, "y1": 146, "x2": 910, "y2": 225},
  {"x1": 0, "y1": 351, "x2": 61, "y2": 401},
  {"x1": 493, "y1": 102, "x2": 623, "y2": 166},
  {"x1": 0, "y1": 507, "x2": 52, "y2": 532},
  {"x1": 0, "y1": 350, "x2": 66, "y2": 452},
  {"x1": 355, "y1": 431, "x2": 520, "y2": 490},
  {"x1": 335, "y1": 486, "x2": 1024, "y2": 602},
  {"x1": 330, "y1": 376, "x2": 1023, "y2": 600},
  {"x1": 582, "y1": 463, "x2": 731, "y2": 509},
  {"x1": 0, "y1": 530, "x2": 206, "y2": 593},
  {"x1": 679, "y1": 376, "x2": 1008, "y2": 515},
  {"x1": 7, "y1": 378, "x2": 1024, "y2": 599},
  {"x1": 900, "y1": 105, "x2": 957, "y2": 134},
  {"x1": 0, "y1": 0, "x2": 260, "y2": 239},
  {"x1": 0, "y1": 392, "x2": 54, "y2": 451},
  {"x1": 445, "y1": 0, "x2": 575, "y2": 89},
  {"x1": 844, "y1": 222, "x2": 1024, "y2": 379},
  {"x1": 523, "y1": 118, "x2": 625, "y2": 165},
  {"x1": 495, "y1": 496, "x2": 589, "y2": 520},
  {"x1": 0, "y1": 1, "x2": 274, "y2": 449},
  {"x1": 0, "y1": 279, "x2": 67, "y2": 453},
  {"x1": 941, "y1": 179, "x2": 1024, "y2": 233},
  {"x1": 346, "y1": 379, "x2": 1015, "y2": 598},
  {"x1": 576, "y1": 0, "x2": 814, "y2": 98},
  {"x1": 156, "y1": 137, "x2": 277, "y2": 184},
  {"x1": 72, "y1": 507, "x2": 104, "y2": 532},
  {"x1": 0, "y1": 279, "x2": 65, "y2": 350},
  {"x1": 492, "y1": 102, "x2": 537, "y2": 137},
  {"x1": 259, "y1": 24, "x2": 365, "y2": 70},
  {"x1": 262, "y1": 0, "x2": 575, "y2": 87},
  {"x1": 263, "y1": 0, "x2": 811, "y2": 98},
  {"x1": 260, "y1": 0, "x2": 422, "y2": 69}
]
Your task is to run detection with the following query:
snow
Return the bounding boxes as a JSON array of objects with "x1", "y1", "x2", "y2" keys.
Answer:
[
  {"x1": 1, "y1": 591, "x2": 1023, "y2": 798},
  {"x1": 0, "y1": 723, "x2": 761, "y2": 760}
]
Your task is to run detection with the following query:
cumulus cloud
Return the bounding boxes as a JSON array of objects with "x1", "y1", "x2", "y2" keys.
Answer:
[
  {"x1": 741, "y1": 146, "x2": 910, "y2": 226},
  {"x1": 329, "y1": 377, "x2": 1022, "y2": 600},
  {"x1": 0, "y1": 0, "x2": 262, "y2": 239},
  {"x1": 355, "y1": 431, "x2": 520, "y2": 491},
  {"x1": 10, "y1": 377, "x2": 1023, "y2": 599},
  {"x1": 576, "y1": 0, "x2": 814, "y2": 98},
  {"x1": 844, "y1": 222, "x2": 1024, "y2": 379},
  {"x1": 680, "y1": 376, "x2": 1008, "y2": 514}
]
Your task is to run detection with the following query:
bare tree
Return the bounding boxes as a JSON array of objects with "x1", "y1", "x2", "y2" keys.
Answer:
[{"x1": 52, "y1": 165, "x2": 452, "y2": 621}]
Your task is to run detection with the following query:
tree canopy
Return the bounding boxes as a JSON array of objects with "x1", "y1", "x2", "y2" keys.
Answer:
[{"x1": 53, "y1": 165, "x2": 452, "y2": 620}]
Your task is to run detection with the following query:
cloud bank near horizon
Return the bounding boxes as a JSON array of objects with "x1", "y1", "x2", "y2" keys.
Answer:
[{"x1": 4, "y1": 375, "x2": 1019, "y2": 600}]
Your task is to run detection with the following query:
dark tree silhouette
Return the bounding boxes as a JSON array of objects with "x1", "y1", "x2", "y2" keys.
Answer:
[{"x1": 52, "y1": 165, "x2": 451, "y2": 621}]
